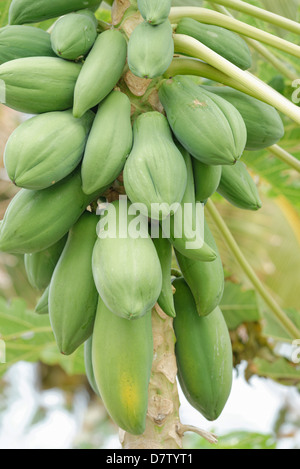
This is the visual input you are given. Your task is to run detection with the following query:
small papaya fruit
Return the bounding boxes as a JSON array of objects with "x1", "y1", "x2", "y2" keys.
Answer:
[
  {"x1": 84, "y1": 335, "x2": 100, "y2": 397},
  {"x1": 35, "y1": 286, "x2": 50, "y2": 315},
  {"x1": 137, "y1": 0, "x2": 171, "y2": 25},
  {"x1": 193, "y1": 159, "x2": 222, "y2": 203}
]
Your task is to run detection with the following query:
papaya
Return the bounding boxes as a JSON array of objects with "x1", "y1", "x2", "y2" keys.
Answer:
[
  {"x1": 0, "y1": 57, "x2": 81, "y2": 114},
  {"x1": 0, "y1": 25, "x2": 56, "y2": 65},
  {"x1": 9, "y1": 0, "x2": 101, "y2": 25},
  {"x1": 84, "y1": 335, "x2": 100, "y2": 397},
  {"x1": 51, "y1": 10, "x2": 98, "y2": 61},
  {"x1": 4, "y1": 110, "x2": 94, "y2": 190},
  {"x1": 217, "y1": 161, "x2": 262, "y2": 211},
  {"x1": 92, "y1": 199, "x2": 162, "y2": 320},
  {"x1": 128, "y1": 20, "x2": 174, "y2": 79},
  {"x1": 24, "y1": 234, "x2": 68, "y2": 291},
  {"x1": 173, "y1": 277, "x2": 233, "y2": 421},
  {"x1": 123, "y1": 112, "x2": 187, "y2": 221},
  {"x1": 137, "y1": 0, "x2": 171, "y2": 25},
  {"x1": 193, "y1": 159, "x2": 222, "y2": 203},
  {"x1": 201, "y1": 85, "x2": 285, "y2": 151},
  {"x1": 175, "y1": 221, "x2": 224, "y2": 317},
  {"x1": 73, "y1": 29, "x2": 127, "y2": 119},
  {"x1": 158, "y1": 75, "x2": 247, "y2": 166},
  {"x1": 176, "y1": 18, "x2": 252, "y2": 70},
  {"x1": 35, "y1": 286, "x2": 49, "y2": 315},
  {"x1": 92, "y1": 295, "x2": 153, "y2": 435},
  {"x1": 81, "y1": 91, "x2": 133, "y2": 195},
  {"x1": 49, "y1": 211, "x2": 99, "y2": 356}
]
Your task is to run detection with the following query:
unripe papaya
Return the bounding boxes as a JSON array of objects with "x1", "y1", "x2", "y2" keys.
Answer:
[
  {"x1": 49, "y1": 211, "x2": 99, "y2": 356},
  {"x1": 193, "y1": 160, "x2": 222, "y2": 203},
  {"x1": 137, "y1": 0, "x2": 171, "y2": 25},
  {"x1": 24, "y1": 235, "x2": 68, "y2": 291},
  {"x1": 73, "y1": 29, "x2": 127, "y2": 119},
  {"x1": 158, "y1": 75, "x2": 247, "y2": 166},
  {"x1": 0, "y1": 57, "x2": 81, "y2": 114},
  {"x1": 84, "y1": 336, "x2": 100, "y2": 397},
  {"x1": 9, "y1": 0, "x2": 101, "y2": 25},
  {"x1": 0, "y1": 25, "x2": 56, "y2": 65},
  {"x1": 81, "y1": 91, "x2": 133, "y2": 195},
  {"x1": 92, "y1": 296, "x2": 153, "y2": 435},
  {"x1": 92, "y1": 199, "x2": 162, "y2": 320},
  {"x1": 51, "y1": 10, "x2": 98, "y2": 61},
  {"x1": 175, "y1": 222, "x2": 224, "y2": 317},
  {"x1": 173, "y1": 278, "x2": 233, "y2": 421},
  {"x1": 217, "y1": 161, "x2": 262, "y2": 211},
  {"x1": 123, "y1": 112, "x2": 187, "y2": 221},
  {"x1": 128, "y1": 20, "x2": 174, "y2": 79},
  {"x1": 35, "y1": 286, "x2": 49, "y2": 315},
  {"x1": 176, "y1": 18, "x2": 252, "y2": 70},
  {"x1": 4, "y1": 110, "x2": 94, "y2": 190}
]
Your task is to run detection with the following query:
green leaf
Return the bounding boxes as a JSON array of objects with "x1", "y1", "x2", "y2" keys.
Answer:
[
  {"x1": 220, "y1": 281, "x2": 261, "y2": 330},
  {"x1": 252, "y1": 356, "x2": 300, "y2": 385},
  {"x1": 188, "y1": 430, "x2": 277, "y2": 449},
  {"x1": 262, "y1": 307, "x2": 300, "y2": 341},
  {"x1": 0, "y1": 0, "x2": 10, "y2": 27},
  {"x1": 171, "y1": 0, "x2": 203, "y2": 6}
]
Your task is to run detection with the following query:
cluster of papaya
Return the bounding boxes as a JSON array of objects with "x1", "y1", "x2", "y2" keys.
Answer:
[{"x1": 0, "y1": 0, "x2": 285, "y2": 436}]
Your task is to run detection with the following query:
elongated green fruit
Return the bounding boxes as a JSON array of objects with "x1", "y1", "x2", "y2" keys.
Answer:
[
  {"x1": 158, "y1": 75, "x2": 247, "y2": 166},
  {"x1": 9, "y1": 0, "x2": 101, "y2": 25},
  {"x1": 193, "y1": 159, "x2": 222, "y2": 203},
  {"x1": 84, "y1": 335, "x2": 100, "y2": 397},
  {"x1": 175, "y1": 222, "x2": 224, "y2": 317},
  {"x1": 128, "y1": 20, "x2": 174, "y2": 79},
  {"x1": 176, "y1": 18, "x2": 252, "y2": 70},
  {"x1": 0, "y1": 57, "x2": 81, "y2": 114},
  {"x1": 217, "y1": 161, "x2": 262, "y2": 211},
  {"x1": 24, "y1": 235, "x2": 68, "y2": 291},
  {"x1": 137, "y1": 0, "x2": 171, "y2": 25},
  {"x1": 73, "y1": 29, "x2": 127, "y2": 118},
  {"x1": 49, "y1": 211, "x2": 99, "y2": 356},
  {"x1": 92, "y1": 296, "x2": 153, "y2": 435},
  {"x1": 123, "y1": 112, "x2": 187, "y2": 221},
  {"x1": 0, "y1": 26, "x2": 56, "y2": 64},
  {"x1": 4, "y1": 110, "x2": 94, "y2": 190},
  {"x1": 92, "y1": 199, "x2": 162, "y2": 320},
  {"x1": 173, "y1": 278, "x2": 233, "y2": 421},
  {"x1": 81, "y1": 91, "x2": 133, "y2": 195},
  {"x1": 35, "y1": 286, "x2": 49, "y2": 315}
]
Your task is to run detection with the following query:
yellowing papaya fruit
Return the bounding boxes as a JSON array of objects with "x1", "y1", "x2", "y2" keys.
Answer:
[
  {"x1": 158, "y1": 75, "x2": 247, "y2": 166},
  {"x1": 4, "y1": 110, "x2": 94, "y2": 190},
  {"x1": 137, "y1": 0, "x2": 171, "y2": 25},
  {"x1": 49, "y1": 211, "x2": 99, "y2": 356},
  {"x1": 84, "y1": 335, "x2": 100, "y2": 397},
  {"x1": 193, "y1": 160, "x2": 222, "y2": 203},
  {"x1": 73, "y1": 29, "x2": 127, "y2": 118},
  {"x1": 81, "y1": 91, "x2": 133, "y2": 195},
  {"x1": 128, "y1": 20, "x2": 174, "y2": 79},
  {"x1": 92, "y1": 295, "x2": 153, "y2": 435},
  {"x1": 123, "y1": 112, "x2": 187, "y2": 221},
  {"x1": 173, "y1": 277, "x2": 233, "y2": 421},
  {"x1": 35, "y1": 286, "x2": 49, "y2": 315}
]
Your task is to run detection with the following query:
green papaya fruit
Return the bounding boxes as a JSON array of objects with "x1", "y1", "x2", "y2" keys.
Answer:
[
  {"x1": 193, "y1": 159, "x2": 222, "y2": 203},
  {"x1": 0, "y1": 25, "x2": 56, "y2": 65},
  {"x1": 92, "y1": 296, "x2": 153, "y2": 435},
  {"x1": 128, "y1": 20, "x2": 174, "y2": 79},
  {"x1": 0, "y1": 57, "x2": 81, "y2": 114},
  {"x1": 49, "y1": 211, "x2": 99, "y2": 356},
  {"x1": 35, "y1": 286, "x2": 49, "y2": 315},
  {"x1": 9, "y1": 0, "x2": 101, "y2": 25},
  {"x1": 173, "y1": 277, "x2": 233, "y2": 421},
  {"x1": 217, "y1": 161, "x2": 262, "y2": 211},
  {"x1": 175, "y1": 222, "x2": 224, "y2": 317},
  {"x1": 201, "y1": 85, "x2": 285, "y2": 151},
  {"x1": 84, "y1": 335, "x2": 100, "y2": 397},
  {"x1": 123, "y1": 112, "x2": 187, "y2": 221},
  {"x1": 81, "y1": 90, "x2": 133, "y2": 195},
  {"x1": 24, "y1": 234, "x2": 68, "y2": 291},
  {"x1": 158, "y1": 75, "x2": 247, "y2": 166},
  {"x1": 4, "y1": 110, "x2": 94, "y2": 190},
  {"x1": 137, "y1": 0, "x2": 171, "y2": 25},
  {"x1": 176, "y1": 18, "x2": 252, "y2": 70},
  {"x1": 92, "y1": 199, "x2": 162, "y2": 320},
  {"x1": 73, "y1": 29, "x2": 127, "y2": 119},
  {"x1": 51, "y1": 10, "x2": 98, "y2": 61}
]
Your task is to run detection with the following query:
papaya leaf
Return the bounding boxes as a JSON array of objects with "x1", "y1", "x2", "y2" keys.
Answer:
[
  {"x1": 220, "y1": 281, "x2": 261, "y2": 330},
  {"x1": 171, "y1": 0, "x2": 203, "y2": 6},
  {"x1": 0, "y1": 0, "x2": 10, "y2": 27},
  {"x1": 262, "y1": 307, "x2": 300, "y2": 342},
  {"x1": 252, "y1": 356, "x2": 300, "y2": 386}
]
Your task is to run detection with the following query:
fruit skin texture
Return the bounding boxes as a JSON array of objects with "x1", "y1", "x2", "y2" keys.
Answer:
[
  {"x1": 123, "y1": 112, "x2": 187, "y2": 221},
  {"x1": 0, "y1": 57, "x2": 81, "y2": 114},
  {"x1": 137, "y1": 0, "x2": 171, "y2": 25},
  {"x1": 92, "y1": 296, "x2": 153, "y2": 435},
  {"x1": 4, "y1": 110, "x2": 94, "y2": 190},
  {"x1": 92, "y1": 199, "x2": 162, "y2": 320},
  {"x1": 49, "y1": 211, "x2": 99, "y2": 356},
  {"x1": 81, "y1": 91, "x2": 133, "y2": 195},
  {"x1": 176, "y1": 18, "x2": 252, "y2": 70},
  {"x1": 173, "y1": 277, "x2": 233, "y2": 421},
  {"x1": 9, "y1": 0, "x2": 101, "y2": 25},
  {"x1": 128, "y1": 20, "x2": 174, "y2": 79},
  {"x1": 0, "y1": 25, "x2": 56, "y2": 64},
  {"x1": 193, "y1": 159, "x2": 222, "y2": 203},
  {"x1": 73, "y1": 29, "x2": 127, "y2": 118},
  {"x1": 158, "y1": 75, "x2": 247, "y2": 166},
  {"x1": 217, "y1": 161, "x2": 262, "y2": 211},
  {"x1": 35, "y1": 286, "x2": 50, "y2": 315},
  {"x1": 84, "y1": 336, "x2": 100, "y2": 397}
]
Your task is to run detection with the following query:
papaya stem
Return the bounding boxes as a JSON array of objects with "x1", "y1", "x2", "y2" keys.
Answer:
[
  {"x1": 205, "y1": 199, "x2": 300, "y2": 341},
  {"x1": 176, "y1": 424, "x2": 218, "y2": 445},
  {"x1": 268, "y1": 145, "x2": 300, "y2": 173}
]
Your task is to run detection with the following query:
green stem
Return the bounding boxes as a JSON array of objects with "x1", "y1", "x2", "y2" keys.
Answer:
[
  {"x1": 205, "y1": 199, "x2": 300, "y2": 341},
  {"x1": 268, "y1": 145, "x2": 300, "y2": 173}
]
